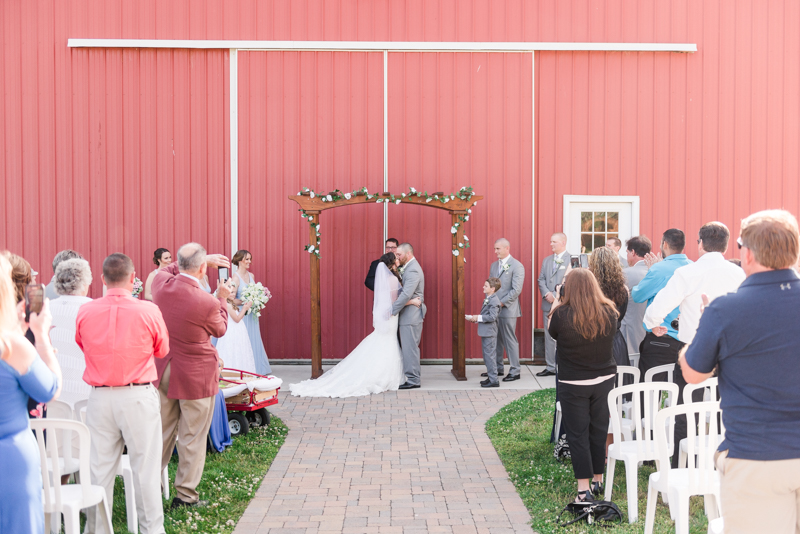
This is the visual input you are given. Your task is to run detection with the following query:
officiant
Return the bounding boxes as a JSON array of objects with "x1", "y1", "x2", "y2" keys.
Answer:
[{"x1": 365, "y1": 238, "x2": 400, "y2": 291}]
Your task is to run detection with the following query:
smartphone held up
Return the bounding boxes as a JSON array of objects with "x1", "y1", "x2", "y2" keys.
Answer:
[
  {"x1": 570, "y1": 254, "x2": 589, "y2": 269},
  {"x1": 25, "y1": 283, "x2": 45, "y2": 322}
]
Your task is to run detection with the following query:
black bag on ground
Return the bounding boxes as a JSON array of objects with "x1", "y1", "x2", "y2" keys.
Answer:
[{"x1": 557, "y1": 499, "x2": 623, "y2": 527}]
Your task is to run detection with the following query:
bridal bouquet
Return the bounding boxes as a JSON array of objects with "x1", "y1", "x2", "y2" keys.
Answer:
[
  {"x1": 131, "y1": 277, "x2": 143, "y2": 298},
  {"x1": 241, "y1": 282, "x2": 271, "y2": 317}
]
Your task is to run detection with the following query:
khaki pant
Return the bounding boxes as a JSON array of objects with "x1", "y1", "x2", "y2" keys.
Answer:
[
  {"x1": 159, "y1": 362, "x2": 215, "y2": 503},
  {"x1": 716, "y1": 449, "x2": 800, "y2": 533},
  {"x1": 84, "y1": 384, "x2": 165, "y2": 534}
]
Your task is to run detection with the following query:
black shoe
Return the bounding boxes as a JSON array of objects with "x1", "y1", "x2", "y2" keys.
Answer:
[
  {"x1": 398, "y1": 382, "x2": 420, "y2": 390},
  {"x1": 591, "y1": 481, "x2": 604, "y2": 498},
  {"x1": 481, "y1": 381, "x2": 500, "y2": 388},
  {"x1": 536, "y1": 369, "x2": 556, "y2": 377},
  {"x1": 575, "y1": 490, "x2": 595, "y2": 504},
  {"x1": 502, "y1": 374, "x2": 521, "y2": 382},
  {"x1": 481, "y1": 371, "x2": 504, "y2": 377},
  {"x1": 170, "y1": 498, "x2": 208, "y2": 510}
]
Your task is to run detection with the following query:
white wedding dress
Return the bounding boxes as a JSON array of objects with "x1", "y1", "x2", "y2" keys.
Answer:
[
  {"x1": 216, "y1": 305, "x2": 257, "y2": 373},
  {"x1": 289, "y1": 263, "x2": 405, "y2": 398}
]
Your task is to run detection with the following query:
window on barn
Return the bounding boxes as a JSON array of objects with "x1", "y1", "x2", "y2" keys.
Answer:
[{"x1": 562, "y1": 196, "x2": 640, "y2": 258}]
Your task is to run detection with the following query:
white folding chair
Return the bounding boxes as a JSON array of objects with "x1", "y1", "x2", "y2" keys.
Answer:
[
  {"x1": 162, "y1": 466, "x2": 170, "y2": 499},
  {"x1": 32, "y1": 419, "x2": 113, "y2": 534},
  {"x1": 708, "y1": 517, "x2": 724, "y2": 533},
  {"x1": 644, "y1": 362, "x2": 676, "y2": 407},
  {"x1": 608, "y1": 366, "x2": 641, "y2": 442},
  {"x1": 606, "y1": 381, "x2": 679, "y2": 523},
  {"x1": 43, "y1": 401, "x2": 81, "y2": 477},
  {"x1": 644, "y1": 401, "x2": 723, "y2": 534},
  {"x1": 75, "y1": 399, "x2": 138, "y2": 533},
  {"x1": 679, "y1": 378, "x2": 723, "y2": 468}
]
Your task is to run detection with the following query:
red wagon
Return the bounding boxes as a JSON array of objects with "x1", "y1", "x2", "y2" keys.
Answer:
[{"x1": 220, "y1": 368, "x2": 280, "y2": 436}]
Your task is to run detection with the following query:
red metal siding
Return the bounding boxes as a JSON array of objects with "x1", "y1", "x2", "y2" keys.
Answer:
[{"x1": 3, "y1": 0, "x2": 800, "y2": 360}]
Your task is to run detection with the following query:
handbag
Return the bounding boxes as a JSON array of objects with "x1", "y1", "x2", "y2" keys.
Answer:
[{"x1": 557, "y1": 499, "x2": 623, "y2": 527}]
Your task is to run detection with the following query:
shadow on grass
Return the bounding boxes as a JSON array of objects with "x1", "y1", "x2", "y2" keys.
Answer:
[
  {"x1": 486, "y1": 390, "x2": 710, "y2": 533},
  {"x1": 104, "y1": 416, "x2": 288, "y2": 534}
]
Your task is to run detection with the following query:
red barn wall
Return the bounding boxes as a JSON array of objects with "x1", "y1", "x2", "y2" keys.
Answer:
[{"x1": 2, "y1": 0, "x2": 799, "y2": 361}]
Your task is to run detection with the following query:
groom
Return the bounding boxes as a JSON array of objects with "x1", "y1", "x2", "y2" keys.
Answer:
[{"x1": 392, "y1": 243, "x2": 426, "y2": 389}]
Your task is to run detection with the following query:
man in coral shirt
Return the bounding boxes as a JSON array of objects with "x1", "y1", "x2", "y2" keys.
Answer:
[
  {"x1": 152, "y1": 243, "x2": 231, "y2": 509},
  {"x1": 76, "y1": 253, "x2": 169, "y2": 534}
]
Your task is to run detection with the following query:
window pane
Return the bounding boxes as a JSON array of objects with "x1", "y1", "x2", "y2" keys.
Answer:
[
  {"x1": 594, "y1": 234, "x2": 605, "y2": 250},
  {"x1": 594, "y1": 212, "x2": 606, "y2": 232},
  {"x1": 581, "y1": 212, "x2": 593, "y2": 232},
  {"x1": 607, "y1": 212, "x2": 619, "y2": 232},
  {"x1": 581, "y1": 234, "x2": 593, "y2": 253}
]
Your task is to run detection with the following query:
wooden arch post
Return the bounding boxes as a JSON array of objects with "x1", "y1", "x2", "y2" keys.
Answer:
[{"x1": 289, "y1": 191, "x2": 482, "y2": 380}]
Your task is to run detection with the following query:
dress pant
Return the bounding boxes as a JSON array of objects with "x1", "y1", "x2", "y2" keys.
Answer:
[
  {"x1": 558, "y1": 377, "x2": 616, "y2": 480},
  {"x1": 638, "y1": 331, "x2": 684, "y2": 380},
  {"x1": 481, "y1": 335, "x2": 499, "y2": 383},
  {"x1": 84, "y1": 384, "x2": 164, "y2": 534},
  {"x1": 158, "y1": 362, "x2": 216, "y2": 503},
  {"x1": 543, "y1": 313, "x2": 556, "y2": 372},
  {"x1": 716, "y1": 450, "x2": 800, "y2": 533},
  {"x1": 399, "y1": 323, "x2": 422, "y2": 386},
  {"x1": 496, "y1": 317, "x2": 521, "y2": 376}
]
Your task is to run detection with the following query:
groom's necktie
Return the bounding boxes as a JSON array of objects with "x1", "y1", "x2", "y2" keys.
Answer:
[{"x1": 552, "y1": 256, "x2": 559, "y2": 274}]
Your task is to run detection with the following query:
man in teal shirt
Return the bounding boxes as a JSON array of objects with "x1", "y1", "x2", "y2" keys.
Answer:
[{"x1": 631, "y1": 229, "x2": 692, "y2": 380}]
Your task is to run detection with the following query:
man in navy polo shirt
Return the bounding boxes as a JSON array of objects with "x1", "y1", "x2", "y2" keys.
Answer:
[{"x1": 680, "y1": 209, "x2": 800, "y2": 534}]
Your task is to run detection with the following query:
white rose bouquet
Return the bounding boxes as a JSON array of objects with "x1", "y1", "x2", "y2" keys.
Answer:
[{"x1": 241, "y1": 282, "x2": 272, "y2": 317}]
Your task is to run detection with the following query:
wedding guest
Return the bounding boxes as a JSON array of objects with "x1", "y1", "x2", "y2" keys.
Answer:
[
  {"x1": 620, "y1": 236, "x2": 652, "y2": 356},
  {"x1": 49, "y1": 258, "x2": 93, "y2": 407},
  {"x1": 548, "y1": 268, "x2": 618, "y2": 502},
  {"x1": 680, "y1": 210, "x2": 800, "y2": 533},
  {"x1": 232, "y1": 250, "x2": 271, "y2": 375},
  {"x1": 144, "y1": 248, "x2": 172, "y2": 301},
  {"x1": 605, "y1": 237, "x2": 628, "y2": 268},
  {"x1": 77, "y1": 253, "x2": 169, "y2": 533},
  {"x1": 0, "y1": 253, "x2": 62, "y2": 534},
  {"x1": 630, "y1": 229, "x2": 691, "y2": 380},
  {"x1": 588, "y1": 246, "x2": 629, "y2": 367},
  {"x1": 489, "y1": 238, "x2": 525, "y2": 382},
  {"x1": 152, "y1": 243, "x2": 231, "y2": 508},
  {"x1": 466, "y1": 277, "x2": 502, "y2": 387},
  {"x1": 537, "y1": 233, "x2": 570, "y2": 377},
  {"x1": 365, "y1": 238, "x2": 400, "y2": 291},
  {"x1": 45, "y1": 249, "x2": 83, "y2": 301}
]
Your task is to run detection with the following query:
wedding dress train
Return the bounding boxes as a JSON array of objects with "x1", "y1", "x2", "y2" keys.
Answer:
[{"x1": 289, "y1": 263, "x2": 405, "y2": 398}]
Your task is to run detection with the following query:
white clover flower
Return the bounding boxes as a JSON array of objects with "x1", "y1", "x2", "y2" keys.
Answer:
[
  {"x1": 326, "y1": 194, "x2": 332, "y2": 202},
  {"x1": 309, "y1": 191, "x2": 315, "y2": 198},
  {"x1": 344, "y1": 193, "x2": 352, "y2": 200},
  {"x1": 452, "y1": 249, "x2": 460, "y2": 256}
]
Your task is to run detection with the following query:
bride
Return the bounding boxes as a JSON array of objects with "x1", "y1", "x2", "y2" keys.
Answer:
[{"x1": 289, "y1": 253, "x2": 420, "y2": 398}]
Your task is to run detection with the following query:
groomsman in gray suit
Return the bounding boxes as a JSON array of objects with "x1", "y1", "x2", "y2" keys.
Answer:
[
  {"x1": 488, "y1": 239, "x2": 526, "y2": 382},
  {"x1": 392, "y1": 243, "x2": 426, "y2": 389},
  {"x1": 536, "y1": 233, "x2": 571, "y2": 377},
  {"x1": 620, "y1": 236, "x2": 652, "y2": 355}
]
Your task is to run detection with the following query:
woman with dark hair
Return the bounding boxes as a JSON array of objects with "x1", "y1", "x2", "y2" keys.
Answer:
[
  {"x1": 232, "y1": 249, "x2": 271, "y2": 375},
  {"x1": 144, "y1": 247, "x2": 172, "y2": 301},
  {"x1": 548, "y1": 268, "x2": 619, "y2": 503},
  {"x1": 289, "y1": 252, "x2": 421, "y2": 397},
  {"x1": 589, "y1": 246, "x2": 630, "y2": 367}
]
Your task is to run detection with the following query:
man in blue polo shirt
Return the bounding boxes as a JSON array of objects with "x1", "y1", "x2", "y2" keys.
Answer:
[
  {"x1": 631, "y1": 229, "x2": 692, "y2": 380},
  {"x1": 681, "y1": 209, "x2": 800, "y2": 534}
]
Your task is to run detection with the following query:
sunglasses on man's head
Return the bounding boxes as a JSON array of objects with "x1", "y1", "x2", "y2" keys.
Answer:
[{"x1": 737, "y1": 236, "x2": 745, "y2": 249}]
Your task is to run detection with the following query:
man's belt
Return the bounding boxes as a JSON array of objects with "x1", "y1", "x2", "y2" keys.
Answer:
[{"x1": 93, "y1": 382, "x2": 152, "y2": 388}]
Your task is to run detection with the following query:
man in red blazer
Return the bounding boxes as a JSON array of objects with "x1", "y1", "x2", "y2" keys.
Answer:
[{"x1": 152, "y1": 242, "x2": 232, "y2": 508}]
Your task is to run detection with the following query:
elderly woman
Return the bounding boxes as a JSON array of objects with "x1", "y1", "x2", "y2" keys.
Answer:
[{"x1": 49, "y1": 258, "x2": 93, "y2": 406}]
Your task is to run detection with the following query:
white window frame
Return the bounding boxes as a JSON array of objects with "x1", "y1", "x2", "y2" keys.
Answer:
[{"x1": 562, "y1": 195, "x2": 641, "y2": 251}]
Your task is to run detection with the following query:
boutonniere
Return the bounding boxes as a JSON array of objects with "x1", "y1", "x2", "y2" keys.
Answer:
[
  {"x1": 398, "y1": 266, "x2": 406, "y2": 275},
  {"x1": 554, "y1": 257, "x2": 564, "y2": 265},
  {"x1": 483, "y1": 297, "x2": 489, "y2": 306},
  {"x1": 502, "y1": 263, "x2": 510, "y2": 272}
]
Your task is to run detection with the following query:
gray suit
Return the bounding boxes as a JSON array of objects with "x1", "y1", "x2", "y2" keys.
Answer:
[
  {"x1": 621, "y1": 260, "x2": 648, "y2": 355},
  {"x1": 391, "y1": 258, "x2": 426, "y2": 386},
  {"x1": 490, "y1": 256, "x2": 525, "y2": 376},
  {"x1": 477, "y1": 294, "x2": 502, "y2": 383},
  {"x1": 537, "y1": 252, "x2": 572, "y2": 372}
]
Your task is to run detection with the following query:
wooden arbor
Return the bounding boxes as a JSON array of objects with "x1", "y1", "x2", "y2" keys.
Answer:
[{"x1": 289, "y1": 191, "x2": 483, "y2": 381}]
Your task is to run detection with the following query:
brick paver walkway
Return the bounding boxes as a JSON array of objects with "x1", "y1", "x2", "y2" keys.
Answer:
[{"x1": 233, "y1": 390, "x2": 535, "y2": 534}]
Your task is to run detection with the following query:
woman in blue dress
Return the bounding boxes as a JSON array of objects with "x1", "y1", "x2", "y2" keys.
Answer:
[
  {"x1": 0, "y1": 254, "x2": 62, "y2": 534},
  {"x1": 231, "y1": 250, "x2": 271, "y2": 375}
]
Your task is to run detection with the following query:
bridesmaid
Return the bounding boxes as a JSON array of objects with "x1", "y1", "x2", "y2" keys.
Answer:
[
  {"x1": 144, "y1": 248, "x2": 172, "y2": 301},
  {"x1": 231, "y1": 250, "x2": 271, "y2": 375}
]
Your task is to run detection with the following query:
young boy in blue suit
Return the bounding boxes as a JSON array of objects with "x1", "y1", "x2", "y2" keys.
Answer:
[{"x1": 466, "y1": 277, "x2": 503, "y2": 387}]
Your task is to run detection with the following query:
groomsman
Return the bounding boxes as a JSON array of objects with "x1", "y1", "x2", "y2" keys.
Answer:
[
  {"x1": 365, "y1": 238, "x2": 399, "y2": 291},
  {"x1": 489, "y1": 238, "x2": 525, "y2": 382},
  {"x1": 536, "y1": 233, "x2": 571, "y2": 377}
]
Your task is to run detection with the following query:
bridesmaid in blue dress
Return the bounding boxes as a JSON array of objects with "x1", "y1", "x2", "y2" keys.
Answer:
[
  {"x1": 232, "y1": 250, "x2": 271, "y2": 375},
  {"x1": 0, "y1": 256, "x2": 61, "y2": 534}
]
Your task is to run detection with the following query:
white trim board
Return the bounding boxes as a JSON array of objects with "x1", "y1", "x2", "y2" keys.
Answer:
[
  {"x1": 562, "y1": 195, "x2": 641, "y2": 242},
  {"x1": 68, "y1": 39, "x2": 696, "y2": 53}
]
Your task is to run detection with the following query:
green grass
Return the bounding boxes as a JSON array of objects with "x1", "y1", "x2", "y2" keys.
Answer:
[
  {"x1": 486, "y1": 390, "x2": 710, "y2": 533},
  {"x1": 107, "y1": 416, "x2": 288, "y2": 534}
]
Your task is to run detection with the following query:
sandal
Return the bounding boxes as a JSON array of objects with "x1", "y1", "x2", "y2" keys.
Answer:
[
  {"x1": 591, "y1": 481, "x2": 604, "y2": 498},
  {"x1": 575, "y1": 490, "x2": 594, "y2": 503}
]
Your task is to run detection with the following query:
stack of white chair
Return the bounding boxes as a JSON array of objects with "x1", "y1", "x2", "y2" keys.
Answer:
[
  {"x1": 32, "y1": 419, "x2": 114, "y2": 534},
  {"x1": 609, "y1": 365, "x2": 641, "y2": 442},
  {"x1": 606, "y1": 381, "x2": 680, "y2": 523},
  {"x1": 679, "y1": 378, "x2": 722, "y2": 468},
  {"x1": 644, "y1": 401, "x2": 723, "y2": 534}
]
